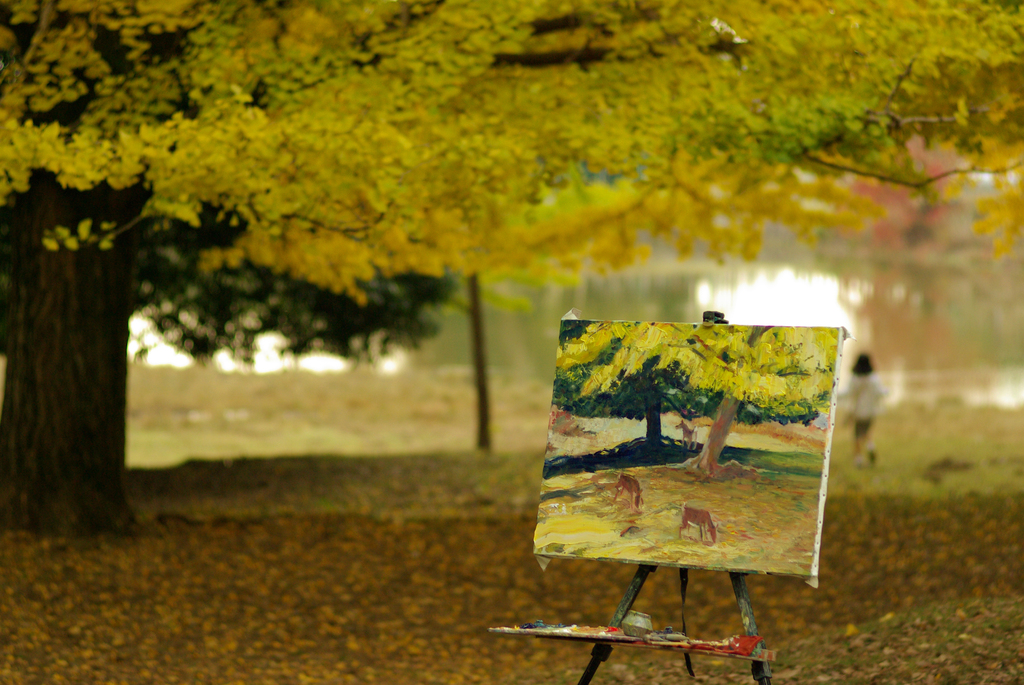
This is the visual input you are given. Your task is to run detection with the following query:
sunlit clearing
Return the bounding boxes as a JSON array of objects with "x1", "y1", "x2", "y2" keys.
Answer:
[
  {"x1": 841, "y1": 278, "x2": 873, "y2": 308},
  {"x1": 130, "y1": 316, "x2": 353, "y2": 375},
  {"x1": 967, "y1": 367, "x2": 1024, "y2": 409},
  {"x1": 213, "y1": 350, "x2": 239, "y2": 373},
  {"x1": 375, "y1": 349, "x2": 407, "y2": 376},
  {"x1": 298, "y1": 355, "x2": 351, "y2": 373},
  {"x1": 695, "y1": 268, "x2": 855, "y2": 330},
  {"x1": 884, "y1": 364, "x2": 906, "y2": 406},
  {"x1": 879, "y1": 366, "x2": 1024, "y2": 409},
  {"x1": 217, "y1": 338, "x2": 351, "y2": 374},
  {"x1": 128, "y1": 315, "x2": 192, "y2": 368},
  {"x1": 251, "y1": 333, "x2": 291, "y2": 374},
  {"x1": 143, "y1": 345, "x2": 193, "y2": 368}
]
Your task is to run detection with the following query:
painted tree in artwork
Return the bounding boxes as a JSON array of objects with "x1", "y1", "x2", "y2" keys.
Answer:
[
  {"x1": 681, "y1": 325, "x2": 840, "y2": 474},
  {"x1": 558, "y1": 321, "x2": 840, "y2": 475},
  {"x1": 553, "y1": 320, "x2": 718, "y2": 449},
  {"x1": 2, "y1": 0, "x2": 1024, "y2": 534}
]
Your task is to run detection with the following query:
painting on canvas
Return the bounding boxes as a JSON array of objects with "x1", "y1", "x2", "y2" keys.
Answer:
[{"x1": 534, "y1": 318, "x2": 848, "y2": 583}]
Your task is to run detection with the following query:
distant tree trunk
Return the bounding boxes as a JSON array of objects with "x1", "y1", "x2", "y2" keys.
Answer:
[
  {"x1": 645, "y1": 399, "x2": 662, "y2": 445},
  {"x1": 467, "y1": 273, "x2": 491, "y2": 453},
  {"x1": 0, "y1": 171, "x2": 149, "y2": 535}
]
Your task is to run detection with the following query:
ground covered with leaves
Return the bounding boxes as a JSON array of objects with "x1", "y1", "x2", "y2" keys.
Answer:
[{"x1": 2, "y1": 455, "x2": 1023, "y2": 684}]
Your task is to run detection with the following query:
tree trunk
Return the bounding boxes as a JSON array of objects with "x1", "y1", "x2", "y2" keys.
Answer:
[
  {"x1": 694, "y1": 394, "x2": 740, "y2": 473},
  {"x1": 467, "y1": 273, "x2": 491, "y2": 453},
  {"x1": 645, "y1": 399, "x2": 662, "y2": 445},
  {"x1": 693, "y1": 325, "x2": 771, "y2": 474},
  {"x1": 0, "y1": 171, "x2": 149, "y2": 535}
]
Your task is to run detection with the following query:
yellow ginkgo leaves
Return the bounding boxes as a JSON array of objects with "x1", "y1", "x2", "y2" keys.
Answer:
[{"x1": 3, "y1": 0, "x2": 1024, "y2": 294}]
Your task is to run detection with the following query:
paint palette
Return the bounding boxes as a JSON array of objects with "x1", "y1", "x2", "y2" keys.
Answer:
[{"x1": 488, "y1": 625, "x2": 775, "y2": 662}]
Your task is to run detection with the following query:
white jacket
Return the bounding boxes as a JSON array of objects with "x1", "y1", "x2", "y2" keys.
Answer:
[{"x1": 843, "y1": 373, "x2": 887, "y2": 420}]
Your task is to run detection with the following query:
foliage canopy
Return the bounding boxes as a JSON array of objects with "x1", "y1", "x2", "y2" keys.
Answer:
[
  {"x1": 0, "y1": 210, "x2": 456, "y2": 361},
  {"x1": 132, "y1": 216, "x2": 456, "y2": 363},
  {"x1": 555, "y1": 321, "x2": 836, "y2": 424},
  {"x1": 551, "y1": 320, "x2": 842, "y2": 474},
  {"x1": 2, "y1": 0, "x2": 1023, "y2": 286}
]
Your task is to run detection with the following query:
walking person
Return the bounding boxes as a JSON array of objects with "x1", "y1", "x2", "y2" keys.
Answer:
[{"x1": 843, "y1": 353, "x2": 887, "y2": 468}]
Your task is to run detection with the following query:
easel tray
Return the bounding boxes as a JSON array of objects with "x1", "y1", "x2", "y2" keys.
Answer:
[{"x1": 489, "y1": 625, "x2": 776, "y2": 662}]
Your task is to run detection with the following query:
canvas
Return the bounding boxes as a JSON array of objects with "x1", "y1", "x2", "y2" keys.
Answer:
[{"x1": 534, "y1": 318, "x2": 848, "y2": 584}]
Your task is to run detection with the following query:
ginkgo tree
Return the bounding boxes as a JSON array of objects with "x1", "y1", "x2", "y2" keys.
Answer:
[{"x1": 1, "y1": 0, "x2": 1023, "y2": 534}]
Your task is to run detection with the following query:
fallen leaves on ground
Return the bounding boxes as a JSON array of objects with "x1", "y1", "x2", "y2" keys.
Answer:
[
  {"x1": 1, "y1": 461, "x2": 1023, "y2": 684},
  {"x1": 577, "y1": 597, "x2": 1024, "y2": 685}
]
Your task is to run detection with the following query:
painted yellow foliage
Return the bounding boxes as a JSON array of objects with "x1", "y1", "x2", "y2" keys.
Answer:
[
  {"x1": 573, "y1": 321, "x2": 840, "y2": 410},
  {"x1": 2, "y1": 0, "x2": 1024, "y2": 293}
]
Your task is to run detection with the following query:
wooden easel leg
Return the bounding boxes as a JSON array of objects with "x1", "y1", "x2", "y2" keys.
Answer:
[
  {"x1": 575, "y1": 565, "x2": 656, "y2": 685},
  {"x1": 609, "y1": 565, "x2": 656, "y2": 627},
  {"x1": 576, "y1": 643, "x2": 612, "y2": 685},
  {"x1": 729, "y1": 572, "x2": 772, "y2": 685},
  {"x1": 679, "y1": 569, "x2": 695, "y2": 677}
]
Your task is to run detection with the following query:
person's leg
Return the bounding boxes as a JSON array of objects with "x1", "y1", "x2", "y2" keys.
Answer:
[
  {"x1": 865, "y1": 421, "x2": 877, "y2": 465},
  {"x1": 853, "y1": 420, "x2": 870, "y2": 468}
]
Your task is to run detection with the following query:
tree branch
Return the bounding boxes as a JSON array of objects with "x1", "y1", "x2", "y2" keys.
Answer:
[
  {"x1": 278, "y1": 213, "x2": 378, "y2": 241},
  {"x1": 530, "y1": 14, "x2": 585, "y2": 35},
  {"x1": 867, "y1": 57, "x2": 993, "y2": 130},
  {"x1": 493, "y1": 46, "x2": 611, "y2": 67},
  {"x1": 802, "y1": 155, "x2": 1023, "y2": 188},
  {"x1": 865, "y1": 106, "x2": 991, "y2": 129},
  {"x1": 701, "y1": 37, "x2": 748, "y2": 56},
  {"x1": 21, "y1": 0, "x2": 56, "y2": 66},
  {"x1": 882, "y1": 57, "x2": 915, "y2": 113},
  {"x1": 103, "y1": 213, "x2": 148, "y2": 242}
]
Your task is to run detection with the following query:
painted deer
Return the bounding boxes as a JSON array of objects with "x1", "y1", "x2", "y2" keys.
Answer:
[
  {"x1": 612, "y1": 473, "x2": 644, "y2": 514},
  {"x1": 550, "y1": 408, "x2": 593, "y2": 438},
  {"x1": 676, "y1": 417, "x2": 697, "y2": 451},
  {"x1": 679, "y1": 502, "x2": 717, "y2": 544}
]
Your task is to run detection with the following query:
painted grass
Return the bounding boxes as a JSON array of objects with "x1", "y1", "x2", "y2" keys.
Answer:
[{"x1": 536, "y1": 465, "x2": 822, "y2": 577}]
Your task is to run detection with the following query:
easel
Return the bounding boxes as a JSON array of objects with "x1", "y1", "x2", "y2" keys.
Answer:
[
  {"x1": 573, "y1": 564, "x2": 772, "y2": 685},
  {"x1": 573, "y1": 312, "x2": 774, "y2": 684},
  {"x1": 495, "y1": 310, "x2": 829, "y2": 684}
]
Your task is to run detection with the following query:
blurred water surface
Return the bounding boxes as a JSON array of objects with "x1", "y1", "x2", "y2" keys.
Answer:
[{"x1": 412, "y1": 254, "x2": 1024, "y2": 408}]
